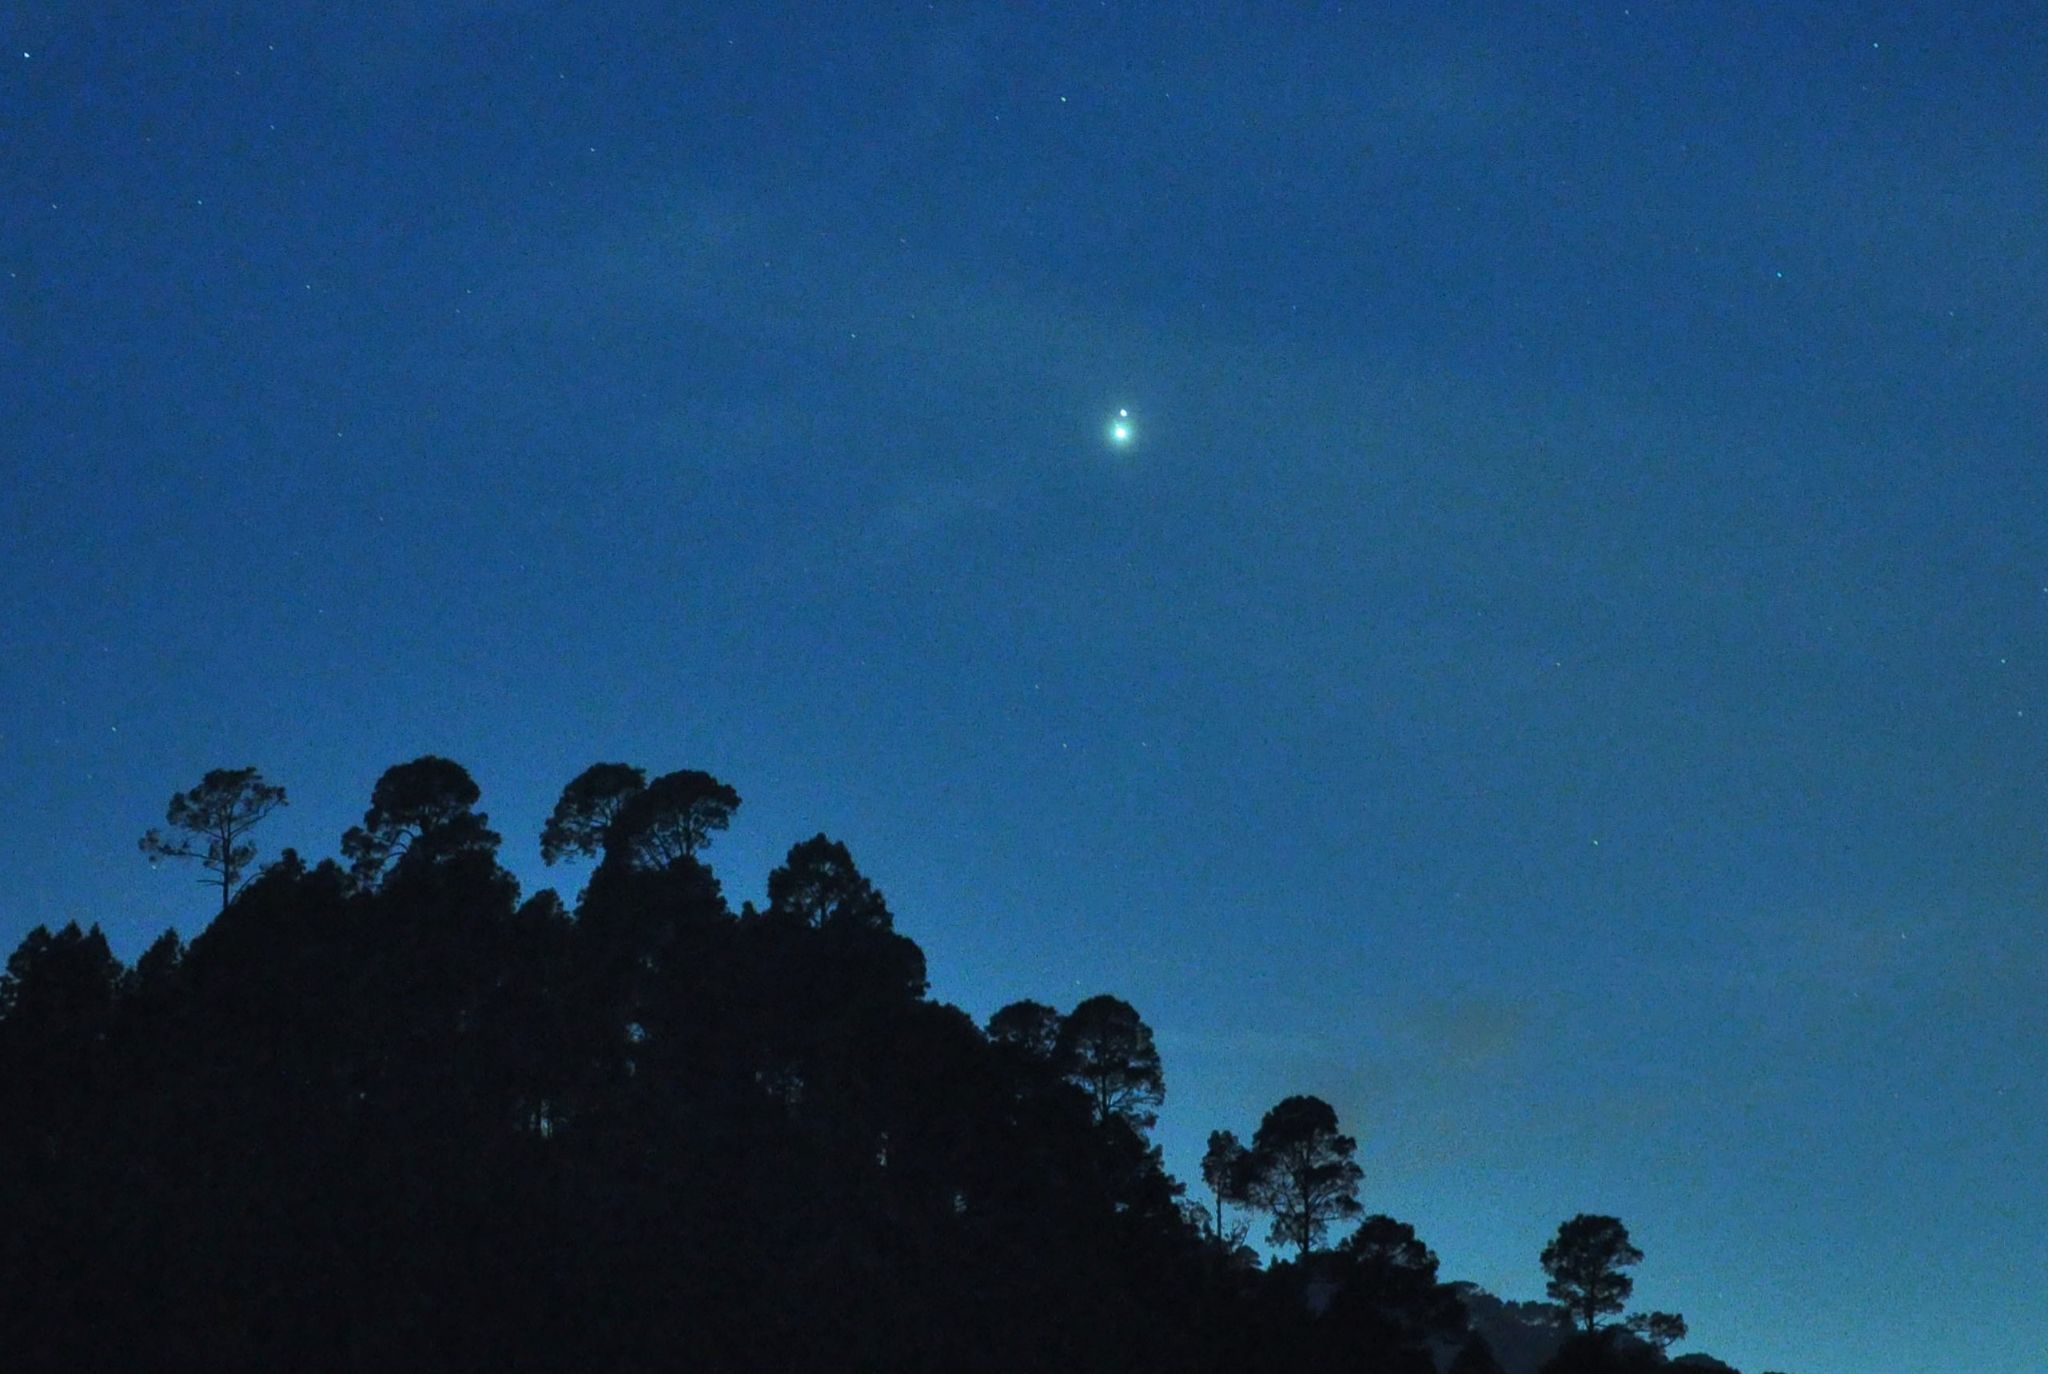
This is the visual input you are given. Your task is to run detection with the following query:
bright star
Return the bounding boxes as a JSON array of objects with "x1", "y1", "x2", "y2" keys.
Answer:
[{"x1": 1107, "y1": 407, "x2": 1134, "y2": 446}]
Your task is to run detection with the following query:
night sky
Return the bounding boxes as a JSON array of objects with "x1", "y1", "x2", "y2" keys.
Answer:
[{"x1": 6, "y1": 5, "x2": 2046, "y2": 1371}]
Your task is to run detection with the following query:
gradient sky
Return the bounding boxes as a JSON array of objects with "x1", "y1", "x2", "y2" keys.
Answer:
[{"x1": 5, "y1": 6, "x2": 2045, "y2": 1371}]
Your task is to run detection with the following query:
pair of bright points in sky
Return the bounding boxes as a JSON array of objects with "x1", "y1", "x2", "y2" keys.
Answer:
[{"x1": 1107, "y1": 407, "x2": 1135, "y2": 447}]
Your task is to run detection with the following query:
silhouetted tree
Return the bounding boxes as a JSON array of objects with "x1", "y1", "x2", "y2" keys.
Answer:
[
  {"x1": 139, "y1": 766, "x2": 287, "y2": 914},
  {"x1": 607, "y1": 769, "x2": 740, "y2": 868},
  {"x1": 988, "y1": 999, "x2": 1064, "y2": 1062},
  {"x1": 1200, "y1": 1129, "x2": 1250, "y2": 1241},
  {"x1": 1056, "y1": 994, "x2": 1165, "y2": 1131},
  {"x1": 1542, "y1": 1214, "x2": 1643, "y2": 1332},
  {"x1": 122, "y1": 928, "x2": 185, "y2": 1014},
  {"x1": 539, "y1": 762, "x2": 645, "y2": 864},
  {"x1": 0, "y1": 921, "x2": 123, "y2": 1034},
  {"x1": 1668, "y1": 1358, "x2": 1739, "y2": 1374},
  {"x1": 340, "y1": 756, "x2": 500, "y2": 884},
  {"x1": 1626, "y1": 1311, "x2": 1687, "y2": 1353},
  {"x1": 1243, "y1": 1094, "x2": 1363, "y2": 1258},
  {"x1": 1324, "y1": 1214, "x2": 1468, "y2": 1352},
  {"x1": 766, "y1": 834, "x2": 891, "y2": 930},
  {"x1": 0, "y1": 920, "x2": 126, "y2": 1175}
]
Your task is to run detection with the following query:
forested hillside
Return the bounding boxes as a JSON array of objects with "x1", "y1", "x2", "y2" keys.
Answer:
[{"x1": 0, "y1": 759, "x2": 1772, "y2": 1374}]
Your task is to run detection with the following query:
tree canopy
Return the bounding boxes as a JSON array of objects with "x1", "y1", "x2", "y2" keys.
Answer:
[
  {"x1": 987, "y1": 998, "x2": 1063, "y2": 1062},
  {"x1": 139, "y1": 766, "x2": 287, "y2": 913},
  {"x1": 608, "y1": 768, "x2": 741, "y2": 868},
  {"x1": 539, "y1": 761, "x2": 646, "y2": 864},
  {"x1": 1242, "y1": 1093, "x2": 1364, "y2": 1257},
  {"x1": 340, "y1": 755, "x2": 501, "y2": 883},
  {"x1": 1542, "y1": 1214, "x2": 1645, "y2": 1332},
  {"x1": 0, "y1": 920, "x2": 122, "y2": 1035},
  {"x1": 1200, "y1": 1128, "x2": 1251, "y2": 1242},
  {"x1": 1627, "y1": 1310, "x2": 1688, "y2": 1353},
  {"x1": 765, "y1": 833, "x2": 890, "y2": 929},
  {"x1": 1056, "y1": 993, "x2": 1166, "y2": 1132}
]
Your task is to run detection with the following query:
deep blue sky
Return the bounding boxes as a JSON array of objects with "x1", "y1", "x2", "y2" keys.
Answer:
[{"x1": 6, "y1": 5, "x2": 2045, "y2": 1370}]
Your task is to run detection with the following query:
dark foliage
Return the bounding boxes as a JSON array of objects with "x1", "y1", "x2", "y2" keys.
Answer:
[
  {"x1": 1672, "y1": 1357, "x2": 1743, "y2": 1374},
  {"x1": 987, "y1": 998, "x2": 1063, "y2": 1062},
  {"x1": 608, "y1": 768, "x2": 742, "y2": 868},
  {"x1": 138, "y1": 766, "x2": 287, "y2": 913},
  {"x1": 538, "y1": 761, "x2": 646, "y2": 865},
  {"x1": 1628, "y1": 1311, "x2": 1689, "y2": 1352},
  {"x1": 340, "y1": 755, "x2": 501, "y2": 885},
  {"x1": 1242, "y1": 1093, "x2": 1365, "y2": 1257},
  {"x1": 765, "y1": 833, "x2": 891, "y2": 930},
  {"x1": 0, "y1": 761, "x2": 1200, "y2": 1372},
  {"x1": 1451, "y1": 1332, "x2": 1510, "y2": 1374},
  {"x1": 1201, "y1": 1128, "x2": 1251, "y2": 1242},
  {"x1": 1453, "y1": 1283, "x2": 1575, "y2": 1372},
  {"x1": 1540, "y1": 1327, "x2": 1667, "y2": 1374},
  {"x1": 1056, "y1": 993, "x2": 1167, "y2": 1131},
  {"x1": 1542, "y1": 1214, "x2": 1644, "y2": 1331},
  {"x1": 0, "y1": 757, "x2": 1772, "y2": 1373}
]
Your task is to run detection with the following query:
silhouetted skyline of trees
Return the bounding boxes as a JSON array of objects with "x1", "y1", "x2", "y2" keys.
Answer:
[{"x1": 0, "y1": 756, "x2": 1780, "y2": 1373}]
